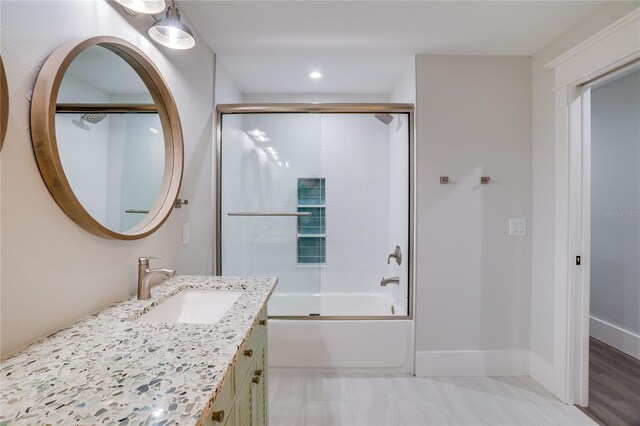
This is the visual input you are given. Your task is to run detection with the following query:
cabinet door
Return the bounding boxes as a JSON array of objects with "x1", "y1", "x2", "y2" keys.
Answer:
[
  {"x1": 203, "y1": 374, "x2": 235, "y2": 426},
  {"x1": 223, "y1": 407, "x2": 235, "y2": 426},
  {"x1": 236, "y1": 372, "x2": 253, "y2": 426},
  {"x1": 253, "y1": 336, "x2": 267, "y2": 426}
]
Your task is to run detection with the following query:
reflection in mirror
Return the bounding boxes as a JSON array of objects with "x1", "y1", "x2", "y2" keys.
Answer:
[
  {"x1": 55, "y1": 46, "x2": 165, "y2": 233},
  {"x1": 1, "y1": 56, "x2": 8, "y2": 150}
]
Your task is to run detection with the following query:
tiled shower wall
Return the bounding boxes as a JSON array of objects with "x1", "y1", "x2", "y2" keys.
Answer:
[{"x1": 221, "y1": 113, "x2": 408, "y2": 297}]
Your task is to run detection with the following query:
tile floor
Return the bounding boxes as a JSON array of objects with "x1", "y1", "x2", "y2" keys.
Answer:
[{"x1": 269, "y1": 373, "x2": 596, "y2": 426}]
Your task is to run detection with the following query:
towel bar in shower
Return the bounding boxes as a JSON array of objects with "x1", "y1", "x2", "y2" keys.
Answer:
[{"x1": 227, "y1": 212, "x2": 312, "y2": 217}]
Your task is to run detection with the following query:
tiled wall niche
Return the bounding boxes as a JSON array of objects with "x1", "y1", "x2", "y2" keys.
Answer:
[{"x1": 297, "y1": 178, "x2": 326, "y2": 265}]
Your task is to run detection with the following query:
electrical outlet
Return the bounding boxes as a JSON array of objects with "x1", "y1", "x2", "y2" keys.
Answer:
[
  {"x1": 182, "y1": 223, "x2": 190, "y2": 245},
  {"x1": 509, "y1": 219, "x2": 527, "y2": 237}
]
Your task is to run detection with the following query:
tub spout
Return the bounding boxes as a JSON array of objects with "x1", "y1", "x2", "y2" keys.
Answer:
[{"x1": 380, "y1": 276, "x2": 400, "y2": 286}]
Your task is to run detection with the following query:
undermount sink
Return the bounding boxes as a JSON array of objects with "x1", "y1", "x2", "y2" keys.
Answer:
[{"x1": 136, "y1": 290, "x2": 243, "y2": 324}]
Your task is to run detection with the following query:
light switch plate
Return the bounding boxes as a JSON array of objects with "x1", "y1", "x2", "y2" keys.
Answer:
[
  {"x1": 182, "y1": 223, "x2": 190, "y2": 245},
  {"x1": 509, "y1": 219, "x2": 527, "y2": 236}
]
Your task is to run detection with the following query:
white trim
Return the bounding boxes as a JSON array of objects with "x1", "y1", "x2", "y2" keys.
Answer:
[
  {"x1": 547, "y1": 7, "x2": 640, "y2": 406},
  {"x1": 547, "y1": 8, "x2": 640, "y2": 89},
  {"x1": 575, "y1": 86, "x2": 592, "y2": 407},
  {"x1": 552, "y1": 84, "x2": 571, "y2": 404},
  {"x1": 590, "y1": 316, "x2": 640, "y2": 360},
  {"x1": 529, "y1": 351, "x2": 555, "y2": 392},
  {"x1": 415, "y1": 350, "x2": 529, "y2": 377},
  {"x1": 546, "y1": 8, "x2": 640, "y2": 69}
]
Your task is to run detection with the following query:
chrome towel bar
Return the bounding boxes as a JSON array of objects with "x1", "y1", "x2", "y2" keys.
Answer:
[
  {"x1": 227, "y1": 212, "x2": 312, "y2": 217},
  {"x1": 125, "y1": 209, "x2": 150, "y2": 214}
]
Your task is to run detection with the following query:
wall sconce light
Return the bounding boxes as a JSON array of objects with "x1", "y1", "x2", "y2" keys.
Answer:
[
  {"x1": 113, "y1": 0, "x2": 167, "y2": 15},
  {"x1": 148, "y1": 0, "x2": 196, "y2": 50}
]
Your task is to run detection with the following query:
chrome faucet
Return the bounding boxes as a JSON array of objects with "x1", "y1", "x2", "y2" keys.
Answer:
[
  {"x1": 137, "y1": 257, "x2": 175, "y2": 300},
  {"x1": 380, "y1": 276, "x2": 400, "y2": 286}
]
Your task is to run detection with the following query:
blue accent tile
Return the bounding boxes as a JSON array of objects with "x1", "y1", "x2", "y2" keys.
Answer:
[{"x1": 297, "y1": 178, "x2": 326, "y2": 264}]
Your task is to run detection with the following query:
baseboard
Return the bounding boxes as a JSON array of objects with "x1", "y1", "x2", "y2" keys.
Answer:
[
  {"x1": 415, "y1": 349, "x2": 529, "y2": 377},
  {"x1": 590, "y1": 316, "x2": 640, "y2": 360},
  {"x1": 528, "y1": 351, "x2": 555, "y2": 392}
]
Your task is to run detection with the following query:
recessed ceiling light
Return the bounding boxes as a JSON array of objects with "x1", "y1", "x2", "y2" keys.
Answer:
[{"x1": 310, "y1": 71, "x2": 322, "y2": 79}]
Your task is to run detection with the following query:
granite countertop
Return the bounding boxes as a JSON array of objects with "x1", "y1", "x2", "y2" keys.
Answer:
[{"x1": 0, "y1": 275, "x2": 278, "y2": 425}]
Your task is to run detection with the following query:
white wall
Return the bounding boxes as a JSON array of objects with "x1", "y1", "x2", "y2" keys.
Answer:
[
  {"x1": 529, "y1": 1, "x2": 639, "y2": 388},
  {"x1": 215, "y1": 59, "x2": 243, "y2": 105},
  {"x1": 0, "y1": 1, "x2": 215, "y2": 357},
  {"x1": 321, "y1": 114, "x2": 396, "y2": 296},
  {"x1": 415, "y1": 55, "x2": 532, "y2": 376},
  {"x1": 214, "y1": 58, "x2": 244, "y2": 283},
  {"x1": 590, "y1": 69, "x2": 640, "y2": 359}
]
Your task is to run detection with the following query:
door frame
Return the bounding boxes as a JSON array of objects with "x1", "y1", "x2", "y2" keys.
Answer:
[
  {"x1": 214, "y1": 103, "x2": 416, "y2": 320},
  {"x1": 546, "y1": 8, "x2": 640, "y2": 405}
]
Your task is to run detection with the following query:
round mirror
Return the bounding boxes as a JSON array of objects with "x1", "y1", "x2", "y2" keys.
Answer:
[{"x1": 31, "y1": 37, "x2": 183, "y2": 240}]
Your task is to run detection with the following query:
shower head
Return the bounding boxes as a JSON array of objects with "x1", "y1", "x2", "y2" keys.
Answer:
[
  {"x1": 81, "y1": 113, "x2": 107, "y2": 124},
  {"x1": 375, "y1": 113, "x2": 393, "y2": 125}
]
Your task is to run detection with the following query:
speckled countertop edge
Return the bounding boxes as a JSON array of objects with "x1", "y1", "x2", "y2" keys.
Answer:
[{"x1": 0, "y1": 275, "x2": 278, "y2": 426}]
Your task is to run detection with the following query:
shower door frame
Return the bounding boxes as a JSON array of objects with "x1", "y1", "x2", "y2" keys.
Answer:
[{"x1": 215, "y1": 103, "x2": 415, "y2": 320}]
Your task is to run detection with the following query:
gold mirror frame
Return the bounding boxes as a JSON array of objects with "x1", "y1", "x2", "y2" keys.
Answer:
[
  {"x1": 31, "y1": 36, "x2": 184, "y2": 240},
  {"x1": 1, "y1": 56, "x2": 8, "y2": 150}
]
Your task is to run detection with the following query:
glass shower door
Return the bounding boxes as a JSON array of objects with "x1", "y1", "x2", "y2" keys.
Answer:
[{"x1": 220, "y1": 113, "x2": 323, "y2": 316}]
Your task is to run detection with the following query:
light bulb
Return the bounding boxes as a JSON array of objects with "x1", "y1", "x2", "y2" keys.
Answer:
[
  {"x1": 148, "y1": 5, "x2": 196, "y2": 50},
  {"x1": 114, "y1": 0, "x2": 166, "y2": 14},
  {"x1": 168, "y1": 26, "x2": 179, "y2": 44}
]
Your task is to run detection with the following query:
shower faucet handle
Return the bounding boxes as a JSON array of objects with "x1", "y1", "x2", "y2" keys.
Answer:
[{"x1": 387, "y1": 245, "x2": 402, "y2": 265}]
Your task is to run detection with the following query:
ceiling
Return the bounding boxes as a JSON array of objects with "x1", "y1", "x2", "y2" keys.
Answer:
[{"x1": 179, "y1": 1, "x2": 609, "y2": 94}]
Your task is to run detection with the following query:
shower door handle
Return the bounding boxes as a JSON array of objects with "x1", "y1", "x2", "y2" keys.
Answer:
[{"x1": 227, "y1": 212, "x2": 312, "y2": 217}]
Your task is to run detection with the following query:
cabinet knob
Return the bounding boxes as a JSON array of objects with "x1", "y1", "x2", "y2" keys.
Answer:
[
  {"x1": 211, "y1": 409, "x2": 225, "y2": 423},
  {"x1": 244, "y1": 349, "x2": 253, "y2": 357},
  {"x1": 252, "y1": 376, "x2": 261, "y2": 384},
  {"x1": 259, "y1": 319, "x2": 267, "y2": 326},
  {"x1": 254, "y1": 369, "x2": 263, "y2": 376}
]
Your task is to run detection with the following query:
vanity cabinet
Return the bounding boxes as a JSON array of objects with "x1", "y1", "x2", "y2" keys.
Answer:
[{"x1": 205, "y1": 307, "x2": 268, "y2": 426}]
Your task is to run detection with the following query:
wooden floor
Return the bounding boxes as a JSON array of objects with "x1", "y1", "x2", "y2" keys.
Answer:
[
  {"x1": 580, "y1": 337, "x2": 640, "y2": 426},
  {"x1": 269, "y1": 373, "x2": 595, "y2": 425}
]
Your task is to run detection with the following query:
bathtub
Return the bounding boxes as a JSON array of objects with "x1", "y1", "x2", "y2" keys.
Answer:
[
  {"x1": 268, "y1": 292, "x2": 414, "y2": 373},
  {"x1": 268, "y1": 292, "x2": 406, "y2": 317}
]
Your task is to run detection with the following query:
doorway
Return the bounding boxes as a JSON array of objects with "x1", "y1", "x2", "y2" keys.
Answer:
[{"x1": 579, "y1": 63, "x2": 640, "y2": 424}]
